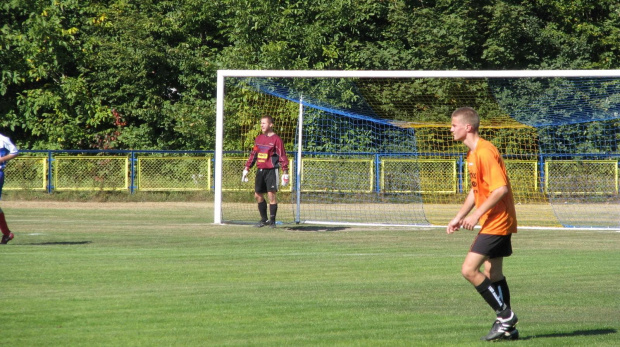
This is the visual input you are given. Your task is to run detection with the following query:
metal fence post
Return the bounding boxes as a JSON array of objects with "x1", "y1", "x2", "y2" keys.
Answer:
[
  {"x1": 47, "y1": 150, "x2": 54, "y2": 193},
  {"x1": 374, "y1": 154, "x2": 381, "y2": 194},
  {"x1": 457, "y1": 154, "x2": 463, "y2": 193},
  {"x1": 130, "y1": 151, "x2": 137, "y2": 194},
  {"x1": 538, "y1": 153, "x2": 545, "y2": 194}
]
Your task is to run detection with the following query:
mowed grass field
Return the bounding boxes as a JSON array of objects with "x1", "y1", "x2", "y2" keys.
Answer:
[{"x1": 0, "y1": 201, "x2": 618, "y2": 346}]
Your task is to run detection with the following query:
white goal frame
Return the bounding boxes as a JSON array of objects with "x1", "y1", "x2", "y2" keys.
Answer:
[{"x1": 214, "y1": 69, "x2": 620, "y2": 230}]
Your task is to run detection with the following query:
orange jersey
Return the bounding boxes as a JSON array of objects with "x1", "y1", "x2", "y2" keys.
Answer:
[{"x1": 467, "y1": 138, "x2": 517, "y2": 235}]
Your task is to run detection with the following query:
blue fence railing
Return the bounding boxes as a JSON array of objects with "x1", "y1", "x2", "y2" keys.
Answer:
[{"x1": 10, "y1": 150, "x2": 620, "y2": 195}]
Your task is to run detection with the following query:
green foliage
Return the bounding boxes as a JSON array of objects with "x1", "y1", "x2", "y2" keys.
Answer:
[
  {"x1": 0, "y1": 1, "x2": 111, "y2": 149},
  {"x1": 1, "y1": 0, "x2": 220, "y2": 150},
  {"x1": 80, "y1": 0, "x2": 220, "y2": 150},
  {"x1": 1, "y1": 0, "x2": 620, "y2": 150}
]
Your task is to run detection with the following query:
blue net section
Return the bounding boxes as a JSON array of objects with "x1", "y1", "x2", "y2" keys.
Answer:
[
  {"x1": 246, "y1": 77, "x2": 397, "y2": 127},
  {"x1": 489, "y1": 78, "x2": 620, "y2": 127}
]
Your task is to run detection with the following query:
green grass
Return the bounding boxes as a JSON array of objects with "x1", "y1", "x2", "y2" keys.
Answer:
[{"x1": 0, "y1": 202, "x2": 618, "y2": 346}]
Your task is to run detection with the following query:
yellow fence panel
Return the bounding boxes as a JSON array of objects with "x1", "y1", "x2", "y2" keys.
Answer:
[
  {"x1": 505, "y1": 160, "x2": 539, "y2": 195},
  {"x1": 10, "y1": 153, "x2": 617, "y2": 200},
  {"x1": 137, "y1": 156, "x2": 212, "y2": 191},
  {"x1": 301, "y1": 158, "x2": 373, "y2": 193},
  {"x1": 545, "y1": 160, "x2": 618, "y2": 195},
  {"x1": 381, "y1": 159, "x2": 456, "y2": 193},
  {"x1": 4, "y1": 157, "x2": 47, "y2": 191},
  {"x1": 54, "y1": 156, "x2": 128, "y2": 191},
  {"x1": 221, "y1": 157, "x2": 294, "y2": 192},
  {"x1": 222, "y1": 158, "x2": 252, "y2": 192}
]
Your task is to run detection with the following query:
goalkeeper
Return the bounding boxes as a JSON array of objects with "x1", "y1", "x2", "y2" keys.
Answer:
[{"x1": 242, "y1": 116, "x2": 289, "y2": 228}]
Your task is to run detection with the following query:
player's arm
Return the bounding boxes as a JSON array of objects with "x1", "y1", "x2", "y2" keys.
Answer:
[
  {"x1": 447, "y1": 189, "x2": 475, "y2": 234},
  {"x1": 271, "y1": 136, "x2": 287, "y2": 173},
  {"x1": 274, "y1": 136, "x2": 290, "y2": 186},
  {"x1": 0, "y1": 139, "x2": 18, "y2": 163},
  {"x1": 0, "y1": 153, "x2": 18, "y2": 164},
  {"x1": 460, "y1": 185, "x2": 508, "y2": 230},
  {"x1": 242, "y1": 145, "x2": 258, "y2": 182},
  {"x1": 244, "y1": 144, "x2": 258, "y2": 169}
]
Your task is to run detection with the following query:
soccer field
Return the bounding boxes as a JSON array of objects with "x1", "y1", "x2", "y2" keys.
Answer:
[{"x1": 0, "y1": 202, "x2": 618, "y2": 346}]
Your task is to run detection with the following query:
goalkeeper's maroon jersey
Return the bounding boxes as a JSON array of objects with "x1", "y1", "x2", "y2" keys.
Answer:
[{"x1": 245, "y1": 133, "x2": 289, "y2": 171}]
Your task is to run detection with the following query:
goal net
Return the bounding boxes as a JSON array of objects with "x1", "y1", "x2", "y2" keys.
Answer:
[{"x1": 214, "y1": 71, "x2": 620, "y2": 229}]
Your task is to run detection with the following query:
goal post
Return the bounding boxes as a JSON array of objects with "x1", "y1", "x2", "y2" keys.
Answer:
[{"x1": 214, "y1": 70, "x2": 620, "y2": 229}]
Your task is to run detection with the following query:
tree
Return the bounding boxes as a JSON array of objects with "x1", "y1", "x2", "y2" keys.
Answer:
[
  {"x1": 0, "y1": 0, "x2": 111, "y2": 149},
  {"x1": 1, "y1": 0, "x2": 619, "y2": 150}
]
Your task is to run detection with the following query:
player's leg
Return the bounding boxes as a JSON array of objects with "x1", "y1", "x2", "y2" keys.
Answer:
[
  {"x1": 466, "y1": 234, "x2": 513, "y2": 312},
  {"x1": 461, "y1": 251, "x2": 487, "y2": 285},
  {"x1": 484, "y1": 258, "x2": 511, "y2": 309},
  {"x1": 461, "y1": 251, "x2": 506, "y2": 314},
  {"x1": 254, "y1": 192, "x2": 269, "y2": 225},
  {"x1": 466, "y1": 252, "x2": 517, "y2": 341},
  {"x1": 481, "y1": 257, "x2": 518, "y2": 340},
  {"x1": 265, "y1": 169, "x2": 279, "y2": 227},
  {"x1": 0, "y1": 207, "x2": 13, "y2": 244},
  {"x1": 474, "y1": 234, "x2": 518, "y2": 341},
  {"x1": 267, "y1": 191, "x2": 277, "y2": 204},
  {"x1": 267, "y1": 191, "x2": 278, "y2": 227},
  {"x1": 0, "y1": 172, "x2": 12, "y2": 245},
  {"x1": 485, "y1": 234, "x2": 514, "y2": 311},
  {"x1": 253, "y1": 170, "x2": 269, "y2": 227}
]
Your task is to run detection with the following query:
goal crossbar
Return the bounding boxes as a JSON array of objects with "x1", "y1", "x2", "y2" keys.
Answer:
[{"x1": 217, "y1": 69, "x2": 620, "y2": 79}]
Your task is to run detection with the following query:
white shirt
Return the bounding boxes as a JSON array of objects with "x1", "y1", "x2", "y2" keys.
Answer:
[{"x1": 0, "y1": 134, "x2": 18, "y2": 170}]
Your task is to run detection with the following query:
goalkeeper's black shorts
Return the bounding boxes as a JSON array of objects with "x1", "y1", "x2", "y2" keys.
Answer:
[{"x1": 255, "y1": 168, "x2": 279, "y2": 193}]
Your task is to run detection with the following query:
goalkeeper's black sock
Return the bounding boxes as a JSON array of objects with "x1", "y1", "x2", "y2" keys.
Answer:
[
  {"x1": 269, "y1": 203, "x2": 278, "y2": 224},
  {"x1": 258, "y1": 201, "x2": 268, "y2": 222},
  {"x1": 492, "y1": 277, "x2": 511, "y2": 309},
  {"x1": 475, "y1": 277, "x2": 507, "y2": 315}
]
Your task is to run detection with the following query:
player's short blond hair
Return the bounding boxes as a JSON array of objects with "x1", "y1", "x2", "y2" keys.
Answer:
[{"x1": 451, "y1": 107, "x2": 480, "y2": 131}]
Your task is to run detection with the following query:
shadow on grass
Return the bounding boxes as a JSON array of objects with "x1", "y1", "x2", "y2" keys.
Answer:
[
  {"x1": 285, "y1": 226, "x2": 348, "y2": 232},
  {"x1": 26, "y1": 241, "x2": 92, "y2": 246},
  {"x1": 522, "y1": 328, "x2": 617, "y2": 340}
]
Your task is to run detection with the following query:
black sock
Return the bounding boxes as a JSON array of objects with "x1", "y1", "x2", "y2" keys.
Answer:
[
  {"x1": 269, "y1": 203, "x2": 278, "y2": 224},
  {"x1": 258, "y1": 201, "x2": 268, "y2": 222},
  {"x1": 475, "y1": 277, "x2": 508, "y2": 315},
  {"x1": 492, "y1": 277, "x2": 511, "y2": 310}
]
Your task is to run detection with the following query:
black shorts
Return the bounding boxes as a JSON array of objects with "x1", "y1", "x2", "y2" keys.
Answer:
[
  {"x1": 255, "y1": 168, "x2": 279, "y2": 194},
  {"x1": 470, "y1": 233, "x2": 513, "y2": 259}
]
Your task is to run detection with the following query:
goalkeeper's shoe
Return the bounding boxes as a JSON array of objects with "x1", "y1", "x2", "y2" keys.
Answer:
[
  {"x1": 1, "y1": 232, "x2": 14, "y2": 244},
  {"x1": 254, "y1": 220, "x2": 271, "y2": 228},
  {"x1": 480, "y1": 311, "x2": 518, "y2": 341}
]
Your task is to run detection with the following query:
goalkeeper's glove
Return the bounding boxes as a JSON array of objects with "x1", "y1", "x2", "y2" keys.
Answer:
[
  {"x1": 241, "y1": 169, "x2": 249, "y2": 182},
  {"x1": 281, "y1": 173, "x2": 289, "y2": 187}
]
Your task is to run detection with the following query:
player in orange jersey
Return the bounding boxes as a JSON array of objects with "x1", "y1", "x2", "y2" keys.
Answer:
[{"x1": 447, "y1": 107, "x2": 519, "y2": 341}]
